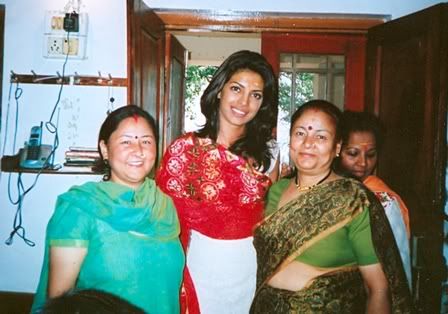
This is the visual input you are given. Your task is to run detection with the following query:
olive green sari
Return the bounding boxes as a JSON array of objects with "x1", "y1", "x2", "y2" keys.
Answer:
[{"x1": 250, "y1": 178, "x2": 412, "y2": 313}]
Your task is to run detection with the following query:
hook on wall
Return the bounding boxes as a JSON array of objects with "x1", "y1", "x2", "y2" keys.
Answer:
[
  {"x1": 73, "y1": 71, "x2": 80, "y2": 84},
  {"x1": 10, "y1": 71, "x2": 18, "y2": 82},
  {"x1": 31, "y1": 70, "x2": 38, "y2": 81},
  {"x1": 97, "y1": 71, "x2": 103, "y2": 83}
]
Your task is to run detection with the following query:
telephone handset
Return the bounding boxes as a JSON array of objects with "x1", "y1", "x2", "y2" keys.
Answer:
[
  {"x1": 26, "y1": 125, "x2": 42, "y2": 160},
  {"x1": 19, "y1": 123, "x2": 53, "y2": 169}
]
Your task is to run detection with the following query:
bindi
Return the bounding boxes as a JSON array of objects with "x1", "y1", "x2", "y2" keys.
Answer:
[{"x1": 307, "y1": 126, "x2": 313, "y2": 130}]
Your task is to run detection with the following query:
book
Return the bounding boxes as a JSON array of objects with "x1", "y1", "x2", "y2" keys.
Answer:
[
  {"x1": 64, "y1": 160, "x2": 97, "y2": 167},
  {"x1": 68, "y1": 146, "x2": 98, "y2": 152},
  {"x1": 65, "y1": 150, "x2": 100, "y2": 158}
]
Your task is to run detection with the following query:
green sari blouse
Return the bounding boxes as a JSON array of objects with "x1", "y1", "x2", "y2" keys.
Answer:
[
  {"x1": 32, "y1": 178, "x2": 184, "y2": 314},
  {"x1": 265, "y1": 179, "x2": 378, "y2": 267}
]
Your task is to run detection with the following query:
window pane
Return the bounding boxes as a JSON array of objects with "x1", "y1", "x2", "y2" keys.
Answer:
[
  {"x1": 294, "y1": 55, "x2": 327, "y2": 70},
  {"x1": 279, "y1": 54, "x2": 293, "y2": 69},
  {"x1": 277, "y1": 71, "x2": 293, "y2": 170},
  {"x1": 329, "y1": 55, "x2": 345, "y2": 70},
  {"x1": 277, "y1": 53, "x2": 345, "y2": 168},
  {"x1": 332, "y1": 74, "x2": 345, "y2": 108},
  {"x1": 295, "y1": 72, "x2": 323, "y2": 106}
]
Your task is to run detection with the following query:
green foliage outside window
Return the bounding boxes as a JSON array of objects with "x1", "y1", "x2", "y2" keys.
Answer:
[
  {"x1": 278, "y1": 72, "x2": 314, "y2": 122},
  {"x1": 185, "y1": 66, "x2": 217, "y2": 120}
]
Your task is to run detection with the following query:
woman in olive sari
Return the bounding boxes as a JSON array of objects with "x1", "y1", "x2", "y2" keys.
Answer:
[{"x1": 250, "y1": 100, "x2": 412, "y2": 313}]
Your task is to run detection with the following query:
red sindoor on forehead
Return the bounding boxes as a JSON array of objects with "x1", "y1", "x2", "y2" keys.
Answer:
[{"x1": 132, "y1": 114, "x2": 139, "y2": 123}]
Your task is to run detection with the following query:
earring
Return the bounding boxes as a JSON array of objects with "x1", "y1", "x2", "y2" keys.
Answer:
[{"x1": 102, "y1": 159, "x2": 111, "y2": 181}]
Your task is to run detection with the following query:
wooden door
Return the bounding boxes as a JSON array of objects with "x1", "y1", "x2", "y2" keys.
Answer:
[
  {"x1": 162, "y1": 33, "x2": 186, "y2": 152},
  {"x1": 127, "y1": 0, "x2": 165, "y2": 150},
  {"x1": 365, "y1": 4, "x2": 448, "y2": 312}
]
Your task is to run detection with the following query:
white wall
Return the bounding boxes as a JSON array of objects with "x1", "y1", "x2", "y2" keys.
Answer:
[
  {"x1": 0, "y1": 0, "x2": 445, "y2": 295},
  {"x1": 0, "y1": 0, "x2": 127, "y2": 292},
  {"x1": 146, "y1": 0, "x2": 443, "y2": 19}
]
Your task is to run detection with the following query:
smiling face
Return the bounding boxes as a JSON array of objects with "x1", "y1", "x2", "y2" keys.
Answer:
[
  {"x1": 217, "y1": 69, "x2": 264, "y2": 132},
  {"x1": 289, "y1": 109, "x2": 341, "y2": 176},
  {"x1": 340, "y1": 131, "x2": 378, "y2": 181},
  {"x1": 99, "y1": 116, "x2": 157, "y2": 189}
]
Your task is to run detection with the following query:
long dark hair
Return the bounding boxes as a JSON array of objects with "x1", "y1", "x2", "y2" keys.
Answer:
[
  {"x1": 196, "y1": 50, "x2": 278, "y2": 170},
  {"x1": 92, "y1": 105, "x2": 158, "y2": 180},
  {"x1": 339, "y1": 110, "x2": 384, "y2": 151}
]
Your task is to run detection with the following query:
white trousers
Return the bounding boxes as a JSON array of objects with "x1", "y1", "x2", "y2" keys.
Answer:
[{"x1": 187, "y1": 230, "x2": 257, "y2": 314}]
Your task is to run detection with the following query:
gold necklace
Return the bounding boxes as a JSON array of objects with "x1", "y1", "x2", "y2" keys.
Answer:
[{"x1": 295, "y1": 170, "x2": 332, "y2": 192}]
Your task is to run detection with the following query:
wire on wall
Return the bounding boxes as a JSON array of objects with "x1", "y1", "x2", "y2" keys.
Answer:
[{"x1": 4, "y1": 30, "x2": 73, "y2": 246}]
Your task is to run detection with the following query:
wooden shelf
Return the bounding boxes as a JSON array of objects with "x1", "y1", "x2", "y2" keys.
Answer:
[
  {"x1": 1, "y1": 165, "x2": 102, "y2": 175},
  {"x1": 1, "y1": 157, "x2": 101, "y2": 175},
  {"x1": 10, "y1": 72, "x2": 127, "y2": 87}
]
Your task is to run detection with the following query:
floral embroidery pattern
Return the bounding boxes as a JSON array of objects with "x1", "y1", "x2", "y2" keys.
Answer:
[{"x1": 156, "y1": 132, "x2": 271, "y2": 238}]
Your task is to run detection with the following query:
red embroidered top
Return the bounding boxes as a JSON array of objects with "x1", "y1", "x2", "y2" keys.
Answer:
[{"x1": 156, "y1": 132, "x2": 271, "y2": 240}]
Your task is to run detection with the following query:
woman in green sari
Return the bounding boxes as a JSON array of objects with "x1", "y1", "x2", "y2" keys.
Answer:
[
  {"x1": 32, "y1": 105, "x2": 184, "y2": 314},
  {"x1": 250, "y1": 100, "x2": 412, "y2": 313}
]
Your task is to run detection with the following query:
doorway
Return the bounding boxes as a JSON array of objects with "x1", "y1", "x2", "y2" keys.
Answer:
[
  {"x1": 172, "y1": 31, "x2": 261, "y2": 134},
  {"x1": 171, "y1": 29, "x2": 364, "y2": 169}
]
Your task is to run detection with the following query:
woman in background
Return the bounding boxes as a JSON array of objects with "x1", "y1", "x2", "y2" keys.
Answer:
[
  {"x1": 32, "y1": 105, "x2": 184, "y2": 314},
  {"x1": 156, "y1": 50, "x2": 278, "y2": 314},
  {"x1": 337, "y1": 110, "x2": 412, "y2": 289},
  {"x1": 251, "y1": 100, "x2": 411, "y2": 313}
]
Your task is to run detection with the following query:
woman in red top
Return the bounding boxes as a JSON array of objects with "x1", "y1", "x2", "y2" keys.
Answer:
[{"x1": 156, "y1": 50, "x2": 278, "y2": 314}]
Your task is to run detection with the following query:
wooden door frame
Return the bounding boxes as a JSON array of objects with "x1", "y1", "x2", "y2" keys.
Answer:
[{"x1": 153, "y1": 9, "x2": 387, "y2": 34}]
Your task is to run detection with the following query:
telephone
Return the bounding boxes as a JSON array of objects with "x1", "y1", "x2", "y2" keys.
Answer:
[{"x1": 19, "y1": 123, "x2": 53, "y2": 169}]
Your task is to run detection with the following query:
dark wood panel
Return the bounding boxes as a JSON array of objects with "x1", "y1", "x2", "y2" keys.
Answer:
[
  {"x1": 127, "y1": 0, "x2": 166, "y2": 172},
  {"x1": 162, "y1": 33, "x2": 185, "y2": 152},
  {"x1": 0, "y1": 291, "x2": 34, "y2": 314},
  {"x1": 365, "y1": 3, "x2": 448, "y2": 312}
]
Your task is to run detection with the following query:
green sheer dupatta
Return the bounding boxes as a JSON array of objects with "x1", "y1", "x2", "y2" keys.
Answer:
[{"x1": 57, "y1": 178, "x2": 180, "y2": 240}]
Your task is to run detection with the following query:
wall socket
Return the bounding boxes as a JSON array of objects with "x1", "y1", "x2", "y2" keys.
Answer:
[
  {"x1": 43, "y1": 11, "x2": 88, "y2": 59},
  {"x1": 46, "y1": 36, "x2": 79, "y2": 57},
  {"x1": 63, "y1": 38, "x2": 79, "y2": 55}
]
